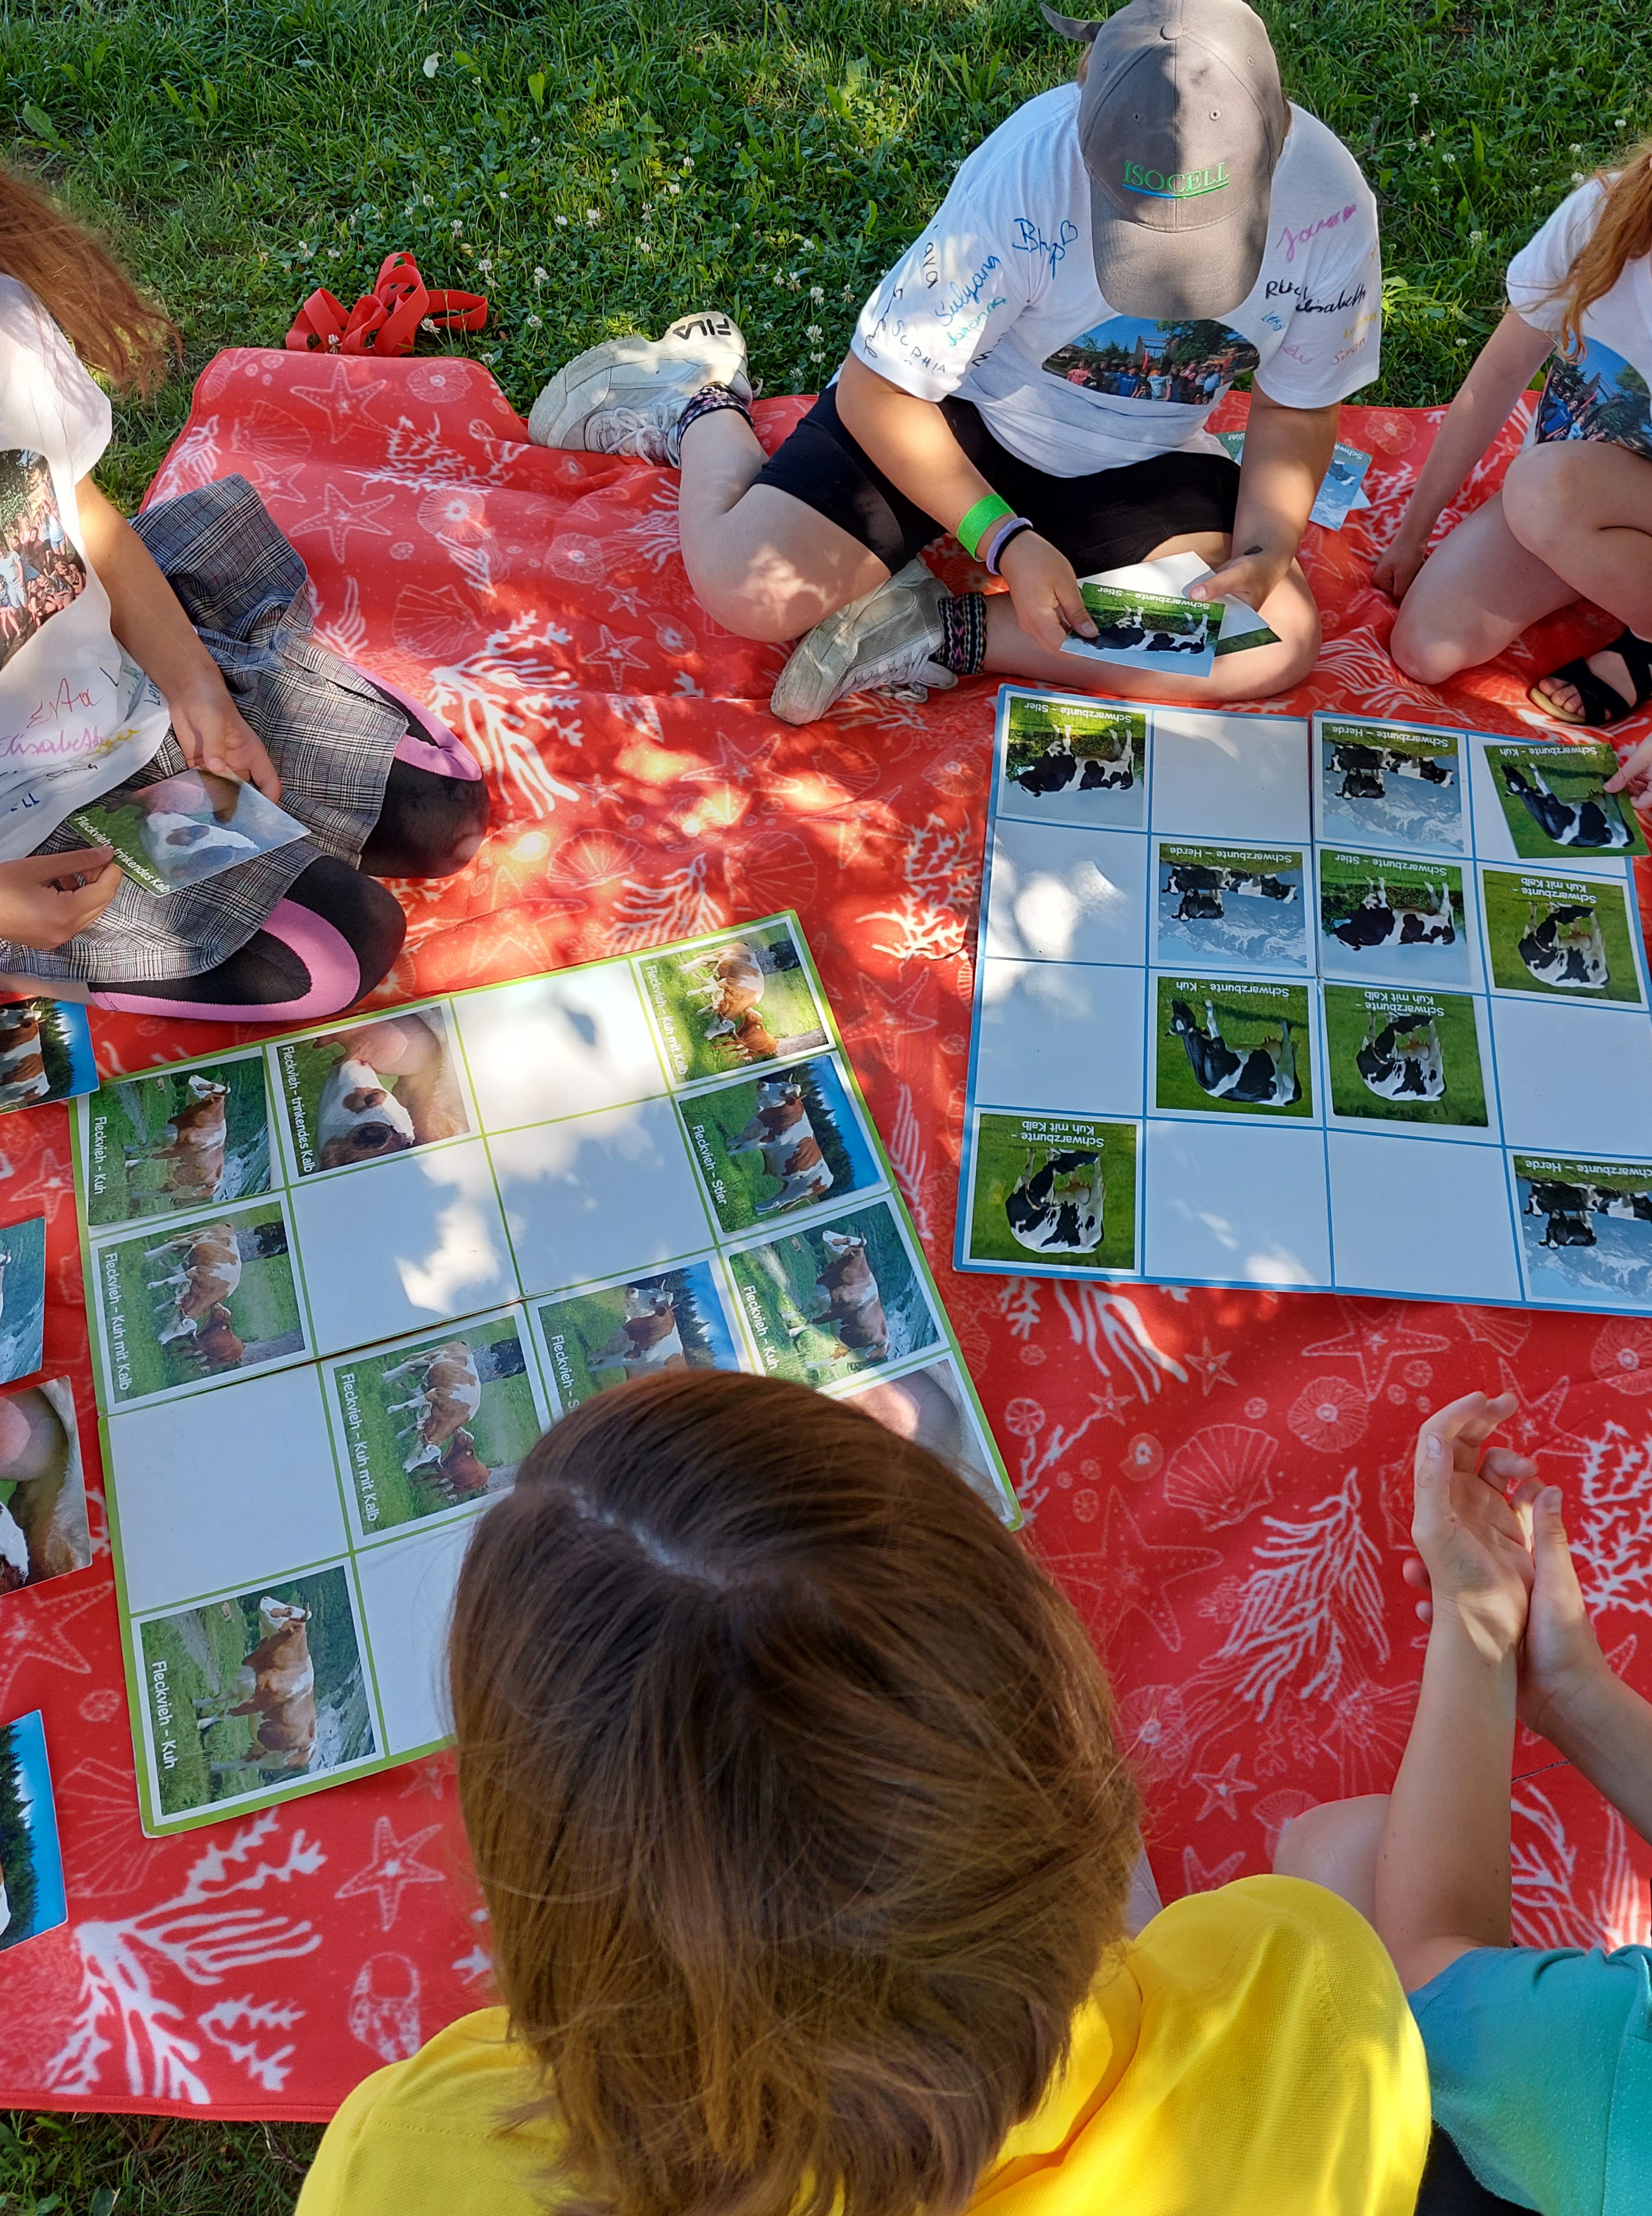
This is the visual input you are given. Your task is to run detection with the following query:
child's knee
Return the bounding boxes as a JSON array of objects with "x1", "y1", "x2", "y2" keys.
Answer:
[
  {"x1": 1390, "y1": 610, "x2": 1467, "y2": 686},
  {"x1": 1500, "y1": 443, "x2": 1576, "y2": 551},
  {"x1": 1272, "y1": 1794, "x2": 1389, "y2": 1908}
]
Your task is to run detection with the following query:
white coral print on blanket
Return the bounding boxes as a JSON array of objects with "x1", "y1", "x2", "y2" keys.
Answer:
[{"x1": 2, "y1": 356, "x2": 1647, "y2": 2119}]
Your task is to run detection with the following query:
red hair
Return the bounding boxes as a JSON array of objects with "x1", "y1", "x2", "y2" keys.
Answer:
[{"x1": 0, "y1": 165, "x2": 175, "y2": 394}]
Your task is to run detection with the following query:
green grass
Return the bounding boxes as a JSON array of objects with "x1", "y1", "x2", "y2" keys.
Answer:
[
  {"x1": 1321, "y1": 984, "x2": 1487, "y2": 1125},
  {"x1": 1483, "y1": 741, "x2": 1649, "y2": 860},
  {"x1": 0, "y1": 2112, "x2": 325, "y2": 2215},
  {"x1": 966, "y1": 1112, "x2": 1137, "y2": 1271},
  {"x1": 10, "y1": 0, "x2": 1635, "y2": 518},
  {"x1": 1154, "y1": 976, "x2": 1315, "y2": 1118},
  {"x1": 1481, "y1": 864, "x2": 1643, "y2": 1001},
  {"x1": 84, "y1": 1053, "x2": 272, "y2": 1225},
  {"x1": 98, "y1": 1200, "x2": 302, "y2": 1400},
  {"x1": 331, "y1": 1317, "x2": 542, "y2": 1530}
]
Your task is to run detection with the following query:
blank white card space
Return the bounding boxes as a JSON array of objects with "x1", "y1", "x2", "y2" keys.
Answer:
[
  {"x1": 975, "y1": 958, "x2": 1145, "y2": 1115},
  {"x1": 1327, "y1": 1133, "x2": 1522, "y2": 1302},
  {"x1": 1490, "y1": 1000, "x2": 1652, "y2": 1154}
]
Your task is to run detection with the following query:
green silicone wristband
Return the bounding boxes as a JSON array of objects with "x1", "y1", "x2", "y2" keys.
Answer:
[{"x1": 957, "y1": 493, "x2": 1014, "y2": 560}]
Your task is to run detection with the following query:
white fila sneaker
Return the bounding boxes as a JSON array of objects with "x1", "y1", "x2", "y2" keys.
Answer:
[
  {"x1": 770, "y1": 559, "x2": 957, "y2": 726},
  {"x1": 527, "y1": 312, "x2": 750, "y2": 463}
]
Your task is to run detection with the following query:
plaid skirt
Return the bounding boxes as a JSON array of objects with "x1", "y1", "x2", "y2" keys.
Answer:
[{"x1": 7, "y1": 476, "x2": 406, "y2": 985}]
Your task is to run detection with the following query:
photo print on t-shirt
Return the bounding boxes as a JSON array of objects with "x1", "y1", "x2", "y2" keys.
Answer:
[
  {"x1": 1534, "y1": 335, "x2": 1652, "y2": 461},
  {"x1": 0, "y1": 449, "x2": 85, "y2": 674},
  {"x1": 1041, "y1": 315, "x2": 1260, "y2": 406}
]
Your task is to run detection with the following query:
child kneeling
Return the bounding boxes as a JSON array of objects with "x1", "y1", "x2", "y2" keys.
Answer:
[{"x1": 299, "y1": 1372, "x2": 1431, "y2": 2215}]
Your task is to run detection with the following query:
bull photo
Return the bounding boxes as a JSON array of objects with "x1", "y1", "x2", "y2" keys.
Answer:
[
  {"x1": 1154, "y1": 841, "x2": 1308, "y2": 973},
  {"x1": 678, "y1": 1055, "x2": 881, "y2": 1233},
  {"x1": 0, "y1": 1216, "x2": 45, "y2": 1388},
  {"x1": 1322, "y1": 987, "x2": 1488, "y2": 1129},
  {"x1": 278, "y1": 1006, "x2": 471, "y2": 1179},
  {"x1": 1515, "y1": 1154, "x2": 1652, "y2": 1306},
  {"x1": 80, "y1": 1052, "x2": 272, "y2": 1226},
  {"x1": 1317, "y1": 848, "x2": 1469, "y2": 987},
  {"x1": 328, "y1": 1312, "x2": 548, "y2": 1537},
  {"x1": 998, "y1": 690, "x2": 1147, "y2": 828},
  {"x1": 1484, "y1": 741, "x2": 1647, "y2": 861},
  {"x1": 94, "y1": 1199, "x2": 305, "y2": 1404},
  {"x1": 1318, "y1": 718, "x2": 1464, "y2": 854},
  {"x1": 965, "y1": 1112, "x2": 1137, "y2": 1273},
  {"x1": 137, "y1": 1567, "x2": 376, "y2": 1820},
  {"x1": 1481, "y1": 866, "x2": 1643, "y2": 1003},
  {"x1": 0, "y1": 998, "x2": 95, "y2": 1118},
  {"x1": 1070, "y1": 579, "x2": 1213, "y2": 674},
  {"x1": 535, "y1": 1258, "x2": 742, "y2": 1410},
  {"x1": 0, "y1": 1379, "x2": 91, "y2": 1600},
  {"x1": 728, "y1": 1200, "x2": 939, "y2": 1386},
  {"x1": 639, "y1": 921, "x2": 829, "y2": 1084},
  {"x1": 1154, "y1": 978, "x2": 1314, "y2": 1119}
]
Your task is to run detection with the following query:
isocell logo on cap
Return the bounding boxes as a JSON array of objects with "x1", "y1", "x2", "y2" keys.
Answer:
[{"x1": 1122, "y1": 160, "x2": 1231, "y2": 198}]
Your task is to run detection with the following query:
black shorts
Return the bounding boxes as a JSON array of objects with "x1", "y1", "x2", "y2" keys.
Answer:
[{"x1": 753, "y1": 384, "x2": 1241, "y2": 575}]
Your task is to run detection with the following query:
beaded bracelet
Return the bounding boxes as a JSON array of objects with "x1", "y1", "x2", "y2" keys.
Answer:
[
  {"x1": 956, "y1": 492, "x2": 1014, "y2": 560},
  {"x1": 983, "y1": 515, "x2": 1034, "y2": 576}
]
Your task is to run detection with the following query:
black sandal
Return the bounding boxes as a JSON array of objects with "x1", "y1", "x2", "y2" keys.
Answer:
[{"x1": 1529, "y1": 627, "x2": 1652, "y2": 726}]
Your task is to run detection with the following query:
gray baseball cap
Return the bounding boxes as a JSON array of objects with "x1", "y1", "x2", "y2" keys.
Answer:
[{"x1": 1043, "y1": 0, "x2": 1289, "y2": 319}]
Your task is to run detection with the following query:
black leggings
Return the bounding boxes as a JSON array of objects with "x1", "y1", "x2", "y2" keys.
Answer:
[{"x1": 89, "y1": 759, "x2": 488, "y2": 1019}]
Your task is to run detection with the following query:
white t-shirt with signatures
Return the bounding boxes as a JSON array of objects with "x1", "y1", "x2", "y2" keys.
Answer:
[
  {"x1": 0, "y1": 278, "x2": 169, "y2": 860},
  {"x1": 851, "y1": 84, "x2": 1381, "y2": 478},
  {"x1": 1507, "y1": 180, "x2": 1652, "y2": 463}
]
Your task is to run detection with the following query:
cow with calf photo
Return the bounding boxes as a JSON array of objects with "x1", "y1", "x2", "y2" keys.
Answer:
[
  {"x1": 1517, "y1": 901, "x2": 1609, "y2": 990},
  {"x1": 1356, "y1": 1013, "x2": 1446, "y2": 1102},
  {"x1": 1003, "y1": 1148, "x2": 1106, "y2": 1256}
]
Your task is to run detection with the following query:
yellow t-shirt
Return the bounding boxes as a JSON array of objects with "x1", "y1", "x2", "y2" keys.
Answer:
[{"x1": 296, "y1": 1877, "x2": 1430, "y2": 2216}]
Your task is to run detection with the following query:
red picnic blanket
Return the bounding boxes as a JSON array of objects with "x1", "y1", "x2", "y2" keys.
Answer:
[{"x1": 0, "y1": 352, "x2": 1648, "y2": 2119}]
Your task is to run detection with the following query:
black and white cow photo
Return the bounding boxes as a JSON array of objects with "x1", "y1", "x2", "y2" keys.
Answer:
[
  {"x1": 1517, "y1": 1161, "x2": 1652, "y2": 1303},
  {"x1": 1318, "y1": 722, "x2": 1464, "y2": 853}
]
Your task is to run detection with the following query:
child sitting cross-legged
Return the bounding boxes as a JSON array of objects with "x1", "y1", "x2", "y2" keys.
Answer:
[
  {"x1": 297, "y1": 1370, "x2": 1433, "y2": 2215},
  {"x1": 1277, "y1": 1391, "x2": 1652, "y2": 2216}
]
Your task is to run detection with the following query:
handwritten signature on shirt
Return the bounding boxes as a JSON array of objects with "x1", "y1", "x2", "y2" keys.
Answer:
[
  {"x1": 1010, "y1": 216, "x2": 1079, "y2": 271},
  {"x1": 934, "y1": 254, "x2": 1004, "y2": 324}
]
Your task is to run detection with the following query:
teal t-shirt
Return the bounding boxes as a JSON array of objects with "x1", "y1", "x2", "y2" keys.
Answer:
[{"x1": 1410, "y1": 1942, "x2": 1652, "y2": 2215}]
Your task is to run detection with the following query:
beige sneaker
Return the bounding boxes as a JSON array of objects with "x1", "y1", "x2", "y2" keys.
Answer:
[
  {"x1": 770, "y1": 559, "x2": 957, "y2": 726},
  {"x1": 527, "y1": 312, "x2": 750, "y2": 462}
]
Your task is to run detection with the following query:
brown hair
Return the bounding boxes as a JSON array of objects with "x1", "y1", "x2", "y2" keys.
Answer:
[
  {"x1": 449, "y1": 1370, "x2": 1139, "y2": 2216},
  {"x1": 0, "y1": 165, "x2": 175, "y2": 395},
  {"x1": 1558, "y1": 143, "x2": 1652, "y2": 358}
]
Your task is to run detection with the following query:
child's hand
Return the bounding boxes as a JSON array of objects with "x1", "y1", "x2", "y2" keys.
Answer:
[
  {"x1": 997, "y1": 532, "x2": 1099, "y2": 653},
  {"x1": 1603, "y1": 735, "x2": 1652, "y2": 799},
  {"x1": 168, "y1": 678, "x2": 283, "y2": 801},
  {"x1": 0, "y1": 850, "x2": 122, "y2": 949},
  {"x1": 1406, "y1": 1392, "x2": 1538, "y2": 1662},
  {"x1": 1503, "y1": 1480, "x2": 1611, "y2": 1741},
  {"x1": 1371, "y1": 525, "x2": 1429, "y2": 604}
]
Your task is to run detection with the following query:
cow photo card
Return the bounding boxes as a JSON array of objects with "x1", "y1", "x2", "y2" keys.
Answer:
[
  {"x1": 1217, "y1": 430, "x2": 1372, "y2": 529},
  {"x1": 0, "y1": 1379, "x2": 92, "y2": 1600},
  {"x1": 1152, "y1": 840, "x2": 1310, "y2": 974},
  {"x1": 0, "y1": 1709, "x2": 66, "y2": 1957},
  {"x1": 91, "y1": 1199, "x2": 308, "y2": 1407},
  {"x1": 1476, "y1": 739, "x2": 1647, "y2": 862},
  {"x1": 725, "y1": 1199, "x2": 942, "y2": 1387},
  {"x1": 81, "y1": 1052, "x2": 272, "y2": 1227},
  {"x1": 995, "y1": 687, "x2": 1148, "y2": 830},
  {"x1": 0, "y1": 1216, "x2": 45, "y2": 1387},
  {"x1": 325, "y1": 1311, "x2": 551, "y2": 1542},
  {"x1": 963, "y1": 1110, "x2": 1138, "y2": 1274},
  {"x1": 1480, "y1": 865, "x2": 1645, "y2": 1004},
  {"x1": 1317, "y1": 848, "x2": 1473, "y2": 988},
  {"x1": 274, "y1": 1004, "x2": 474, "y2": 1180},
  {"x1": 66, "y1": 767, "x2": 306, "y2": 897},
  {"x1": 133, "y1": 1565, "x2": 378, "y2": 1826},
  {"x1": 638, "y1": 921, "x2": 830, "y2": 1085},
  {"x1": 1152, "y1": 976, "x2": 1315, "y2": 1120},
  {"x1": 1321, "y1": 986, "x2": 1492, "y2": 1135},
  {"x1": 1062, "y1": 561, "x2": 1218, "y2": 680},
  {"x1": 1314, "y1": 715, "x2": 1466, "y2": 854},
  {"x1": 677, "y1": 1055, "x2": 885, "y2": 1235},
  {"x1": 834, "y1": 1356, "x2": 1007, "y2": 1510},
  {"x1": 534, "y1": 1257, "x2": 747, "y2": 1414},
  {"x1": 1513, "y1": 1152, "x2": 1652, "y2": 1307},
  {"x1": 0, "y1": 998, "x2": 95, "y2": 1117}
]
